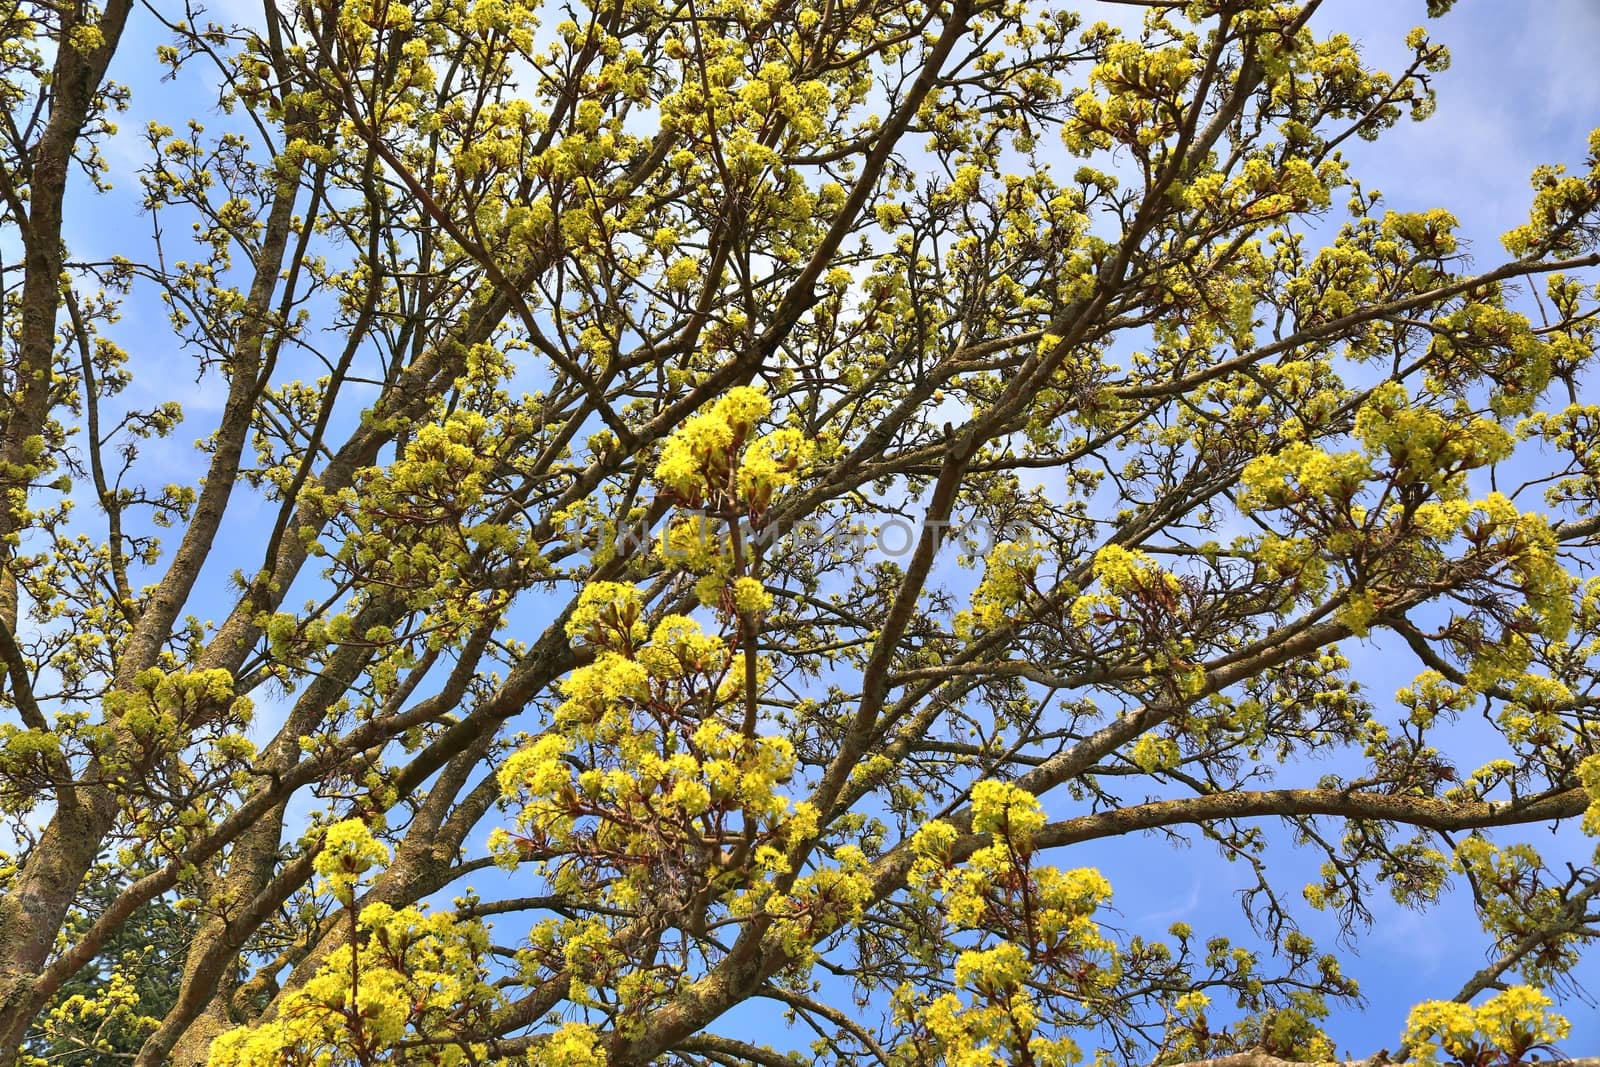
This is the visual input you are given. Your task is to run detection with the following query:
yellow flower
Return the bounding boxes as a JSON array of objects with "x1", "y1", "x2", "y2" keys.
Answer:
[
  {"x1": 313, "y1": 818, "x2": 389, "y2": 901},
  {"x1": 969, "y1": 779, "x2": 1045, "y2": 839},
  {"x1": 732, "y1": 576, "x2": 772, "y2": 613}
]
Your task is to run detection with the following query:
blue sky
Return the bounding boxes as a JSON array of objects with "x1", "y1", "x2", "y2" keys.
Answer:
[{"x1": 26, "y1": 0, "x2": 1600, "y2": 1058}]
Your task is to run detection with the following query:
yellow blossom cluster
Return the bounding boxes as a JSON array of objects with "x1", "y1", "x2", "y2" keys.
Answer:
[
  {"x1": 496, "y1": 583, "x2": 796, "y2": 922},
  {"x1": 957, "y1": 541, "x2": 1041, "y2": 636},
  {"x1": 654, "y1": 386, "x2": 810, "y2": 511},
  {"x1": 899, "y1": 785, "x2": 1115, "y2": 1067},
  {"x1": 651, "y1": 386, "x2": 809, "y2": 607},
  {"x1": 207, "y1": 902, "x2": 517, "y2": 1067},
  {"x1": 313, "y1": 818, "x2": 391, "y2": 902},
  {"x1": 1405, "y1": 986, "x2": 1570, "y2": 1066}
]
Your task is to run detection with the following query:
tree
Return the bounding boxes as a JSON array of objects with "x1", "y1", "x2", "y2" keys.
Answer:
[
  {"x1": 2, "y1": 0, "x2": 1600, "y2": 1061},
  {"x1": 18, "y1": 863, "x2": 195, "y2": 1064}
]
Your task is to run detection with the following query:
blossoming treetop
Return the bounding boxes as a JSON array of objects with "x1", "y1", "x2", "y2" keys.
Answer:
[{"x1": 2, "y1": 0, "x2": 1600, "y2": 1063}]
